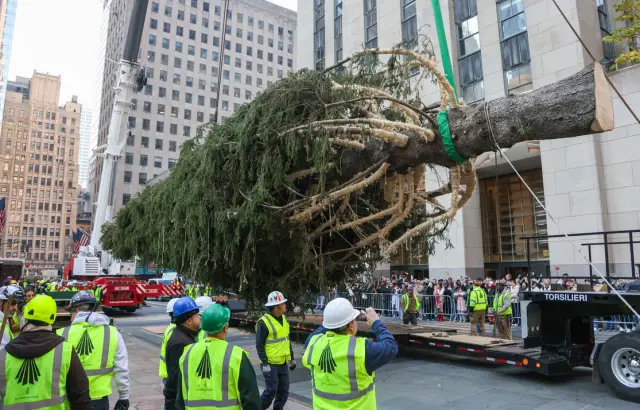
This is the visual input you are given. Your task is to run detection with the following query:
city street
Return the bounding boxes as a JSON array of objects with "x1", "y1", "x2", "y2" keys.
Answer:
[{"x1": 110, "y1": 300, "x2": 639, "y2": 410}]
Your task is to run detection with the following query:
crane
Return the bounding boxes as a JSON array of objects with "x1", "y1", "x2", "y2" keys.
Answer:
[{"x1": 73, "y1": 0, "x2": 149, "y2": 277}]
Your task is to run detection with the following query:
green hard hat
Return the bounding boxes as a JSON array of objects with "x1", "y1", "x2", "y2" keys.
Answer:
[{"x1": 201, "y1": 303, "x2": 231, "y2": 334}]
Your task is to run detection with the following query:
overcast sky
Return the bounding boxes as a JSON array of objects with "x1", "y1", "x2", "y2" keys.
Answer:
[{"x1": 8, "y1": 0, "x2": 297, "y2": 109}]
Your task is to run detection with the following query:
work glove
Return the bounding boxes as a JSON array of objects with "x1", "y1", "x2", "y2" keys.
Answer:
[
  {"x1": 114, "y1": 399, "x2": 130, "y2": 410},
  {"x1": 262, "y1": 363, "x2": 271, "y2": 376},
  {"x1": 289, "y1": 359, "x2": 297, "y2": 371}
]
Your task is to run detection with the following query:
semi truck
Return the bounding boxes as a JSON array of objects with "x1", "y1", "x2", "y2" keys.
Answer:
[{"x1": 231, "y1": 290, "x2": 640, "y2": 403}]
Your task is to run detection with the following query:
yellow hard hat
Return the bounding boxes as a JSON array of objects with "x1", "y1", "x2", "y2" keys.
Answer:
[
  {"x1": 23, "y1": 295, "x2": 57, "y2": 325},
  {"x1": 10, "y1": 280, "x2": 17, "y2": 284}
]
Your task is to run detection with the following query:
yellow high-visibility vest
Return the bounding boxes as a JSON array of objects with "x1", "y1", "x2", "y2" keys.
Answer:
[
  {"x1": 159, "y1": 323, "x2": 176, "y2": 378},
  {"x1": 180, "y1": 337, "x2": 245, "y2": 410},
  {"x1": 401, "y1": 294, "x2": 421, "y2": 313},
  {"x1": 470, "y1": 286, "x2": 488, "y2": 311},
  {"x1": 57, "y1": 323, "x2": 118, "y2": 399},
  {"x1": 303, "y1": 332, "x2": 376, "y2": 410},
  {"x1": 257, "y1": 314, "x2": 291, "y2": 365},
  {"x1": 492, "y1": 291, "x2": 513, "y2": 316},
  {"x1": 0, "y1": 341, "x2": 73, "y2": 409}
]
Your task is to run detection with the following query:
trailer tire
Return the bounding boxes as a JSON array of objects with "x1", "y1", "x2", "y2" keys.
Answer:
[{"x1": 598, "y1": 333, "x2": 640, "y2": 403}]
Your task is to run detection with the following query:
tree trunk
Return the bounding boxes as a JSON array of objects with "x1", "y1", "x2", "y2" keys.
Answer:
[{"x1": 334, "y1": 64, "x2": 613, "y2": 179}]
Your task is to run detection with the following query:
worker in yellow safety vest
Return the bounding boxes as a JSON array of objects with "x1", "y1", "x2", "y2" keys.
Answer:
[
  {"x1": 0, "y1": 285, "x2": 25, "y2": 349},
  {"x1": 256, "y1": 291, "x2": 295, "y2": 410},
  {"x1": 57, "y1": 291, "x2": 131, "y2": 410},
  {"x1": 0, "y1": 294, "x2": 92, "y2": 408},
  {"x1": 302, "y1": 298, "x2": 399, "y2": 409},
  {"x1": 176, "y1": 303, "x2": 261, "y2": 409},
  {"x1": 88, "y1": 282, "x2": 103, "y2": 304},
  {"x1": 469, "y1": 279, "x2": 488, "y2": 336},
  {"x1": 400, "y1": 285, "x2": 421, "y2": 325},
  {"x1": 492, "y1": 281, "x2": 513, "y2": 340},
  {"x1": 159, "y1": 298, "x2": 178, "y2": 388}
]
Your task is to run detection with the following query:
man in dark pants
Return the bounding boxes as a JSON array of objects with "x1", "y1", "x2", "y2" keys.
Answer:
[
  {"x1": 400, "y1": 285, "x2": 421, "y2": 325},
  {"x1": 256, "y1": 291, "x2": 296, "y2": 410},
  {"x1": 163, "y1": 297, "x2": 201, "y2": 410}
]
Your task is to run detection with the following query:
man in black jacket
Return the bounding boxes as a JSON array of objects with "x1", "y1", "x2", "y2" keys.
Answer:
[
  {"x1": 1, "y1": 294, "x2": 92, "y2": 409},
  {"x1": 163, "y1": 297, "x2": 201, "y2": 410}
]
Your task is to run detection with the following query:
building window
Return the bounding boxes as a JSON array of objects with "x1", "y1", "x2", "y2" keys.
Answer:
[
  {"x1": 149, "y1": 34, "x2": 157, "y2": 46},
  {"x1": 139, "y1": 173, "x2": 147, "y2": 185},
  {"x1": 335, "y1": 0, "x2": 343, "y2": 62},
  {"x1": 455, "y1": 0, "x2": 484, "y2": 104},
  {"x1": 150, "y1": 18, "x2": 158, "y2": 29},
  {"x1": 125, "y1": 152, "x2": 134, "y2": 164},
  {"x1": 140, "y1": 155, "x2": 148, "y2": 166},
  {"x1": 314, "y1": 0, "x2": 326, "y2": 70},
  {"x1": 364, "y1": 0, "x2": 377, "y2": 48},
  {"x1": 141, "y1": 136, "x2": 149, "y2": 148},
  {"x1": 163, "y1": 22, "x2": 171, "y2": 33},
  {"x1": 123, "y1": 194, "x2": 131, "y2": 205},
  {"x1": 401, "y1": 0, "x2": 417, "y2": 47},
  {"x1": 123, "y1": 171, "x2": 132, "y2": 183},
  {"x1": 169, "y1": 141, "x2": 177, "y2": 152},
  {"x1": 497, "y1": 0, "x2": 532, "y2": 94},
  {"x1": 183, "y1": 126, "x2": 191, "y2": 137},
  {"x1": 597, "y1": 0, "x2": 615, "y2": 63},
  {"x1": 155, "y1": 139, "x2": 163, "y2": 149}
]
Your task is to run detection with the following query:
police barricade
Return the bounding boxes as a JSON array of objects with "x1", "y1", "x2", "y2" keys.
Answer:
[{"x1": 594, "y1": 315, "x2": 639, "y2": 333}]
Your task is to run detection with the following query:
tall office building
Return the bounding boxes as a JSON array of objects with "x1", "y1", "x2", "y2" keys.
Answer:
[
  {"x1": 0, "y1": 72, "x2": 81, "y2": 267},
  {"x1": 92, "y1": 0, "x2": 296, "y2": 217},
  {"x1": 298, "y1": 0, "x2": 640, "y2": 279},
  {"x1": 78, "y1": 109, "x2": 92, "y2": 188},
  {"x1": 0, "y1": 0, "x2": 17, "y2": 124}
]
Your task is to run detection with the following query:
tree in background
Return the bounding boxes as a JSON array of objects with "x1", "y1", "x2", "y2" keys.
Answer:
[{"x1": 603, "y1": 0, "x2": 640, "y2": 68}]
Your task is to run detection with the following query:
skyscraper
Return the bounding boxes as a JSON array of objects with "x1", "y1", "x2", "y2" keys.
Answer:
[
  {"x1": 92, "y1": 0, "x2": 297, "y2": 217},
  {"x1": 0, "y1": 0, "x2": 17, "y2": 124},
  {"x1": 78, "y1": 109, "x2": 92, "y2": 188},
  {"x1": 0, "y1": 72, "x2": 81, "y2": 267}
]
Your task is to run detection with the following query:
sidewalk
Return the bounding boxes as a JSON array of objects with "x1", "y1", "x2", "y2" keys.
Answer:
[{"x1": 110, "y1": 328, "x2": 312, "y2": 409}]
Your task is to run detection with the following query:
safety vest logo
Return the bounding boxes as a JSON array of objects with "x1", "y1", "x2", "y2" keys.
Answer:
[
  {"x1": 318, "y1": 344, "x2": 337, "y2": 373},
  {"x1": 196, "y1": 350, "x2": 212, "y2": 379},
  {"x1": 76, "y1": 329, "x2": 95, "y2": 356},
  {"x1": 15, "y1": 358, "x2": 40, "y2": 385}
]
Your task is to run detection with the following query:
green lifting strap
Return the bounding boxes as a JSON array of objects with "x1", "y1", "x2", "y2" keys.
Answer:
[{"x1": 438, "y1": 109, "x2": 467, "y2": 163}]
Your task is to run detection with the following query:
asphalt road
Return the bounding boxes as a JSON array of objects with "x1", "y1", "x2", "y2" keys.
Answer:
[{"x1": 111, "y1": 300, "x2": 639, "y2": 410}]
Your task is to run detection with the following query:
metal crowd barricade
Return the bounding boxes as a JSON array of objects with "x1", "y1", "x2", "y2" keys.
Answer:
[{"x1": 593, "y1": 315, "x2": 639, "y2": 334}]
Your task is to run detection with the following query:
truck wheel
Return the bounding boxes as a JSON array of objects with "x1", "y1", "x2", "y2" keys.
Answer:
[{"x1": 598, "y1": 333, "x2": 640, "y2": 403}]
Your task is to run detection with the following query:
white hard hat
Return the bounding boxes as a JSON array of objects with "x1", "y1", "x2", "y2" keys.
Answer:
[
  {"x1": 166, "y1": 298, "x2": 178, "y2": 314},
  {"x1": 195, "y1": 296, "x2": 214, "y2": 311},
  {"x1": 265, "y1": 291, "x2": 287, "y2": 307},
  {"x1": 322, "y1": 298, "x2": 360, "y2": 329}
]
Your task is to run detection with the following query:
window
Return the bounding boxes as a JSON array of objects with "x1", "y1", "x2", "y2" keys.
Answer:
[
  {"x1": 246, "y1": 75, "x2": 252, "y2": 85},
  {"x1": 158, "y1": 104, "x2": 166, "y2": 115},
  {"x1": 123, "y1": 194, "x2": 131, "y2": 205},
  {"x1": 176, "y1": 26, "x2": 184, "y2": 37},
  {"x1": 155, "y1": 138, "x2": 163, "y2": 149},
  {"x1": 237, "y1": 13, "x2": 243, "y2": 23},
  {"x1": 173, "y1": 73, "x2": 181, "y2": 84},
  {"x1": 288, "y1": 58, "x2": 293, "y2": 68},
  {"x1": 183, "y1": 126, "x2": 191, "y2": 137},
  {"x1": 268, "y1": 53, "x2": 273, "y2": 62},
  {"x1": 214, "y1": 21, "x2": 220, "y2": 32},
  {"x1": 145, "y1": 84, "x2": 153, "y2": 95},
  {"x1": 215, "y1": 5, "x2": 221, "y2": 15},
  {"x1": 161, "y1": 54, "x2": 169, "y2": 64},
  {"x1": 127, "y1": 132, "x2": 135, "y2": 146},
  {"x1": 192, "y1": 0, "x2": 198, "y2": 6},
  {"x1": 258, "y1": 35, "x2": 264, "y2": 45},
  {"x1": 149, "y1": 34, "x2": 157, "y2": 45},
  {"x1": 169, "y1": 141, "x2": 177, "y2": 152},
  {"x1": 257, "y1": 63, "x2": 263, "y2": 73},
  {"x1": 278, "y1": 40, "x2": 284, "y2": 51},
  {"x1": 497, "y1": 0, "x2": 531, "y2": 94},
  {"x1": 245, "y1": 90, "x2": 252, "y2": 100},
  {"x1": 140, "y1": 154, "x2": 148, "y2": 166},
  {"x1": 169, "y1": 159, "x2": 177, "y2": 169},
  {"x1": 163, "y1": 22, "x2": 171, "y2": 33},
  {"x1": 160, "y1": 70, "x2": 168, "y2": 82},
  {"x1": 455, "y1": 0, "x2": 484, "y2": 103},
  {"x1": 236, "y1": 43, "x2": 242, "y2": 53},
  {"x1": 364, "y1": 0, "x2": 377, "y2": 48},
  {"x1": 247, "y1": 31, "x2": 253, "y2": 41},
  {"x1": 159, "y1": 87, "x2": 167, "y2": 97},
  {"x1": 199, "y1": 79, "x2": 206, "y2": 90},
  {"x1": 156, "y1": 121, "x2": 164, "y2": 132},
  {"x1": 185, "y1": 93, "x2": 193, "y2": 104},
  {"x1": 142, "y1": 136, "x2": 149, "y2": 148},
  {"x1": 204, "y1": 2, "x2": 209, "y2": 12},
  {"x1": 170, "y1": 123, "x2": 178, "y2": 134},
  {"x1": 246, "y1": 61, "x2": 252, "y2": 71},
  {"x1": 202, "y1": 17, "x2": 209, "y2": 28},
  {"x1": 178, "y1": 10, "x2": 184, "y2": 20},
  {"x1": 234, "y1": 73, "x2": 241, "y2": 82},
  {"x1": 187, "y1": 76, "x2": 194, "y2": 87},
  {"x1": 225, "y1": 40, "x2": 231, "y2": 50},
  {"x1": 175, "y1": 57, "x2": 182, "y2": 68},
  {"x1": 201, "y1": 33, "x2": 208, "y2": 43},
  {"x1": 226, "y1": 25, "x2": 232, "y2": 35},
  {"x1": 150, "y1": 18, "x2": 158, "y2": 29},
  {"x1": 235, "y1": 57, "x2": 242, "y2": 68},
  {"x1": 278, "y1": 26, "x2": 284, "y2": 37},
  {"x1": 200, "y1": 48, "x2": 207, "y2": 58},
  {"x1": 143, "y1": 101, "x2": 152, "y2": 113},
  {"x1": 197, "y1": 112, "x2": 204, "y2": 122},
  {"x1": 224, "y1": 55, "x2": 230, "y2": 65},
  {"x1": 234, "y1": 87, "x2": 241, "y2": 98},
  {"x1": 259, "y1": 20, "x2": 264, "y2": 29},
  {"x1": 597, "y1": 0, "x2": 615, "y2": 62},
  {"x1": 257, "y1": 50, "x2": 263, "y2": 59},
  {"x1": 223, "y1": 85, "x2": 229, "y2": 96},
  {"x1": 139, "y1": 173, "x2": 147, "y2": 185},
  {"x1": 189, "y1": 30, "x2": 196, "y2": 40},
  {"x1": 188, "y1": 45, "x2": 195, "y2": 55},
  {"x1": 278, "y1": 55, "x2": 283, "y2": 65},
  {"x1": 164, "y1": 6, "x2": 172, "y2": 17},
  {"x1": 171, "y1": 106, "x2": 179, "y2": 117},
  {"x1": 173, "y1": 89, "x2": 180, "y2": 101},
  {"x1": 268, "y1": 38, "x2": 274, "y2": 48},
  {"x1": 213, "y1": 36, "x2": 220, "y2": 47},
  {"x1": 191, "y1": 13, "x2": 197, "y2": 24},
  {"x1": 401, "y1": 0, "x2": 417, "y2": 47},
  {"x1": 210, "y1": 97, "x2": 218, "y2": 108},
  {"x1": 269, "y1": 23, "x2": 274, "y2": 33},
  {"x1": 162, "y1": 38, "x2": 170, "y2": 49},
  {"x1": 212, "y1": 51, "x2": 219, "y2": 61},
  {"x1": 248, "y1": 16, "x2": 253, "y2": 26},
  {"x1": 152, "y1": 2, "x2": 159, "y2": 13},
  {"x1": 222, "y1": 101, "x2": 229, "y2": 111},
  {"x1": 125, "y1": 152, "x2": 134, "y2": 164},
  {"x1": 314, "y1": 0, "x2": 326, "y2": 70},
  {"x1": 224, "y1": 70, "x2": 230, "y2": 80},
  {"x1": 124, "y1": 171, "x2": 132, "y2": 183},
  {"x1": 247, "y1": 46, "x2": 253, "y2": 56}
]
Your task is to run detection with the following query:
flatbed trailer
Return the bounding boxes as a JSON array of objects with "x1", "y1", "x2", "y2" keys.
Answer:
[{"x1": 231, "y1": 291, "x2": 640, "y2": 403}]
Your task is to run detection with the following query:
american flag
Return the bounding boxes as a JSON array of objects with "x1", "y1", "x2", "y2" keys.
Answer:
[
  {"x1": 72, "y1": 228, "x2": 90, "y2": 254},
  {"x1": 0, "y1": 197, "x2": 5, "y2": 233}
]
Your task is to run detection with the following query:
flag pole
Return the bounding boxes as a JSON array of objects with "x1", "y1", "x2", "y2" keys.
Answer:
[{"x1": 431, "y1": 0, "x2": 459, "y2": 101}]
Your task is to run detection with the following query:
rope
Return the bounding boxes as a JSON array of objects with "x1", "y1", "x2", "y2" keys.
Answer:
[{"x1": 483, "y1": 103, "x2": 640, "y2": 319}]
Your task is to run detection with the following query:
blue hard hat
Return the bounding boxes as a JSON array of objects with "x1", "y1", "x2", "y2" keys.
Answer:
[
  {"x1": 172, "y1": 296, "x2": 199, "y2": 318},
  {"x1": 66, "y1": 290, "x2": 97, "y2": 311}
]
